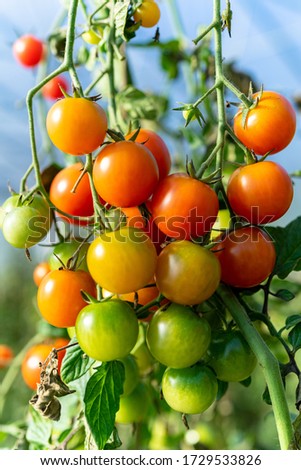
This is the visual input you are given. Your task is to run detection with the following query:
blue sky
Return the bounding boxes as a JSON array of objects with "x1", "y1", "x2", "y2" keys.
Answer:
[{"x1": 0, "y1": 0, "x2": 300, "y2": 244}]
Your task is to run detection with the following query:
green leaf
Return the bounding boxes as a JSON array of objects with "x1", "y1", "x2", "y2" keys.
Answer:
[
  {"x1": 117, "y1": 85, "x2": 165, "y2": 121},
  {"x1": 262, "y1": 386, "x2": 272, "y2": 406},
  {"x1": 216, "y1": 380, "x2": 228, "y2": 401},
  {"x1": 61, "y1": 339, "x2": 95, "y2": 384},
  {"x1": 84, "y1": 361, "x2": 125, "y2": 450},
  {"x1": 288, "y1": 323, "x2": 301, "y2": 351},
  {"x1": 239, "y1": 376, "x2": 252, "y2": 387},
  {"x1": 104, "y1": 427, "x2": 122, "y2": 450},
  {"x1": 114, "y1": 1, "x2": 131, "y2": 40},
  {"x1": 26, "y1": 408, "x2": 52, "y2": 447},
  {"x1": 286, "y1": 314, "x2": 301, "y2": 330},
  {"x1": 273, "y1": 289, "x2": 295, "y2": 302},
  {"x1": 266, "y1": 217, "x2": 301, "y2": 279}
]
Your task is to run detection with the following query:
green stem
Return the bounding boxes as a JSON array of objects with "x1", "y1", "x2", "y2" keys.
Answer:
[
  {"x1": 217, "y1": 285, "x2": 294, "y2": 450},
  {"x1": 222, "y1": 75, "x2": 253, "y2": 108},
  {"x1": 106, "y1": 0, "x2": 118, "y2": 128},
  {"x1": 84, "y1": 69, "x2": 108, "y2": 96},
  {"x1": 193, "y1": 20, "x2": 219, "y2": 45},
  {"x1": 85, "y1": 154, "x2": 109, "y2": 230}
]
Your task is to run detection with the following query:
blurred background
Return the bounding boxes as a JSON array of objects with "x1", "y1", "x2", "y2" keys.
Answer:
[{"x1": 0, "y1": 0, "x2": 300, "y2": 450}]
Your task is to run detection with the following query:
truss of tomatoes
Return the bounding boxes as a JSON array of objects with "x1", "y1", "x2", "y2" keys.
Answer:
[{"x1": 0, "y1": 88, "x2": 297, "y2": 417}]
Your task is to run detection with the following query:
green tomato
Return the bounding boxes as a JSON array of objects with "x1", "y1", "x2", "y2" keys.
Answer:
[
  {"x1": 115, "y1": 382, "x2": 150, "y2": 424},
  {"x1": 49, "y1": 239, "x2": 90, "y2": 271},
  {"x1": 119, "y1": 354, "x2": 139, "y2": 396},
  {"x1": 75, "y1": 299, "x2": 139, "y2": 362},
  {"x1": 162, "y1": 364, "x2": 218, "y2": 414},
  {"x1": 0, "y1": 194, "x2": 20, "y2": 228},
  {"x1": 132, "y1": 340, "x2": 155, "y2": 376},
  {"x1": 29, "y1": 194, "x2": 52, "y2": 232},
  {"x1": 211, "y1": 208, "x2": 231, "y2": 240},
  {"x1": 208, "y1": 330, "x2": 257, "y2": 382},
  {"x1": 146, "y1": 304, "x2": 211, "y2": 368},
  {"x1": 82, "y1": 26, "x2": 103, "y2": 45},
  {"x1": 2, "y1": 206, "x2": 48, "y2": 248}
]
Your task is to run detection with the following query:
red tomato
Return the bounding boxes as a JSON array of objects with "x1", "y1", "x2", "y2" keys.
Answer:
[
  {"x1": 126, "y1": 129, "x2": 171, "y2": 180},
  {"x1": 33, "y1": 261, "x2": 51, "y2": 287},
  {"x1": 233, "y1": 91, "x2": 296, "y2": 155},
  {"x1": 151, "y1": 173, "x2": 219, "y2": 240},
  {"x1": 227, "y1": 161, "x2": 294, "y2": 224},
  {"x1": 92, "y1": 141, "x2": 159, "y2": 207},
  {"x1": 13, "y1": 34, "x2": 44, "y2": 67},
  {"x1": 37, "y1": 269, "x2": 97, "y2": 327},
  {"x1": 0, "y1": 344, "x2": 14, "y2": 368},
  {"x1": 49, "y1": 163, "x2": 94, "y2": 225},
  {"x1": 214, "y1": 226, "x2": 276, "y2": 288},
  {"x1": 42, "y1": 75, "x2": 69, "y2": 100},
  {"x1": 21, "y1": 338, "x2": 69, "y2": 390},
  {"x1": 46, "y1": 97, "x2": 107, "y2": 156}
]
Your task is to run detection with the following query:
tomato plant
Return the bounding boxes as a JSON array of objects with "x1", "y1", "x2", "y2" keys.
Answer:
[
  {"x1": 92, "y1": 141, "x2": 159, "y2": 207},
  {"x1": 75, "y1": 299, "x2": 139, "y2": 361},
  {"x1": 37, "y1": 269, "x2": 96, "y2": 327},
  {"x1": 46, "y1": 97, "x2": 107, "y2": 156},
  {"x1": 146, "y1": 303, "x2": 211, "y2": 368},
  {"x1": 151, "y1": 173, "x2": 219, "y2": 240},
  {"x1": 42, "y1": 75, "x2": 69, "y2": 100},
  {"x1": 155, "y1": 240, "x2": 221, "y2": 305},
  {"x1": 13, "y1": 34, "x2": 44, "y2": 67},
  {"x1": 133, "y1": 1, "x2": 161, "y2": 28},
  {"x1": 233, "y1": 91, "x2": 296, "y2": 155},
  {"x1": 214, "y1": 226, "x2": 276, "y2": 288}
]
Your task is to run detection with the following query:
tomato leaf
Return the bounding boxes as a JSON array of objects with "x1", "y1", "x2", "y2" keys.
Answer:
[
  {"x1": 288, "y1": 323, "x2": 301, "y2": 351},
  {"x1": 26, "y1": 408, "x2": 52, "y2": 448},
  {"x1": 84, "y1": 361, "x2": 125, "y2": 450},
  {"x1": 239, "y1": 376, "x2": 252, "y2": 387},
  {"x1": 114, "y1": 1, "x2": 131, "y2": 40},
  {"x1": 61, "y1": 340, "x2": 95, "y2": 384},
  {"x1": 285, "y1": 314, "x2": 301, "y2": 330},
  {"x1": 104, "y1": 426, "x2": 122, "y2": 450},
  {"x1": 266, "y1": 217, "x2": 301, "y2": 279},
  {"x1": 262, "y1": 386, "x2": 272, "y2": 406},
  {"x1": 273, "y1": 289, "x2": 295, "y2": 302},
  {"x1": 117, "y1": 85, "x2": 165, "y2": 121},
  {"x1": 216, "y1": 380, "x2": 228, "y2": 401}
]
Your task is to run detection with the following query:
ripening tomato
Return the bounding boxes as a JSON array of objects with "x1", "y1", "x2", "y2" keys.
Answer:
[
  {"x1": 33, "y1": 261, "x2": 51, "y2": 286},
  {"x1": 49, "y1": 163, "x2": 94, "y2": 225},
  {"x1": 162, "y1": 364, "x2": 218, "y2": 415},
  {"x1": 208, "y1": 330, "x2": 257, "y2": 382},
  {"x1": 151, "y1": 173, "x2": 219, "y2": 240},
  {"x1": 13, "y1": 34, "x2": 44, "y2": 67},
  {"x1": 134, "y1": 1, "x2": 161, "y2": 28},
  {"x1": 115, "y1": 382, "x2": 151, "y2": 424},
  {"x1": 87, "y1": 227, "x2": 157, "y2": 294},
  {"x1": 227, "y1": 161, "x2": 293, "y2": 225},
  {"x1": 42, "y1": 75, "x2": 69, "y2": 100},
  {"x1": 46, "y1": 97, "x2": 107, "y2": 155},
  {"x1": 82, "y1": 25, "x2": 103, "y2": 45},
  {"x1": 92, "y1": 141, "x2": 159, "y2": 207},
  {"x1": 233, "y1": 91, "x2": 296, "y2": 155},
  {"x1": 121, "y1": 205, "x2": 168, "y2": 254},
  {"x1": 0, "y1": 344, "x2": 14, "y2": 368},
  {"x1": 146, "y1": 303, "x2": 211, "y2": 368},
  {"x1": 214, "y1": 226, "x2": 276, "y2": 288},
  {"x1": 75, "y1": 299, "x2": 139, "y2": 361},
  {"x1": 155, "y1": 240, "x2": 221, "y2": 305},
  {"x1": 126, "y1": 129, "x2": 171, "y2": 180},
  {"x1": 21, "y1": 338, "x2": 69, "y2": 390},
  {"x1": 37, "y1": 269, "x2": 96, "y2": 327}
]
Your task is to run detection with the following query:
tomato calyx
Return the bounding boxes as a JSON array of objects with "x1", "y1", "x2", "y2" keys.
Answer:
[{"x1": 106, "y1": 128, "x2": 126, "y2": 142}]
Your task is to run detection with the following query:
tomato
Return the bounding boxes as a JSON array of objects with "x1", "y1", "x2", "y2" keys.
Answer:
[
  {"x1": 233, "y1": 91, "x2": 296, "y2": 155},
  {"x1": 132, "y1": 340, "x2": 155, "y2": 376},
  {"x1": 42, "y1": 75, "x2": 69, "y2": 101},
  {"x1": 41, "y1": 163, "x2": 63, "y2": 192},
  {"x1": 2, "y1": 206, "x2": 47, "y2": 249},
  {"x1": 82, "y1": 26, "x2": 103, "y2": 45},
  {"x1": 208, "y1": 330, "x2": 257, "y2": 382},
  {"x1": 46, "y1": 97, "x2": 107, "y2": 156},
  {"x1": 0, "y1": 344, "x2": 14, "y2": 368},
  {"x1": 49, "y1": 163, "x2": 94, "y2": 225},
  {"x1": 161, "y1": 364, "x2": 218, "y2": 414},
  {"x1": 13, "y1": 34, "x2": 44, "y2": 67},
  {"x1": 151, "y1": 173, "x2": 219, "y2": 240},
  {"x1": 133, "y1": 1, "x2": 161, "y2": 28},
  {"x1": 87, "y1": 227, "x2": 157, "y2": 294},
  {"x1": 146, "y1": 303, "x2": 211, "y2": 368},
  {"x1": 227, "y1": 161, "x2": 293, "y2": 225},
  {"x1": 115, "y1": 382, "x2": 151, "y2": 424},
  {"x1": 92, "y1": 141, "x2": 159, "y2": 208},
  {"x1": 48, "y1": 239, "x2": 90, "y2": 271},
  {"x1": 126, "y1": 129, "x2": 171, "y2": 180},
  {"x1": 0, "y1": 193, "x2": 51, "y2": 230},
  {"x1": 122, "y1": 205, "x2": 168, "y2": 254},
  {"x1": 75, "y1": 299, "x2": 139, "y2": 361},
  {"x1": 211, "y1": 208, "x2": 231, "y2": 241},
  {"x1": 119, "y1": 354, "x2": 139, "y2": 396},
  {"x1": 21, "y1": 338, "x2": 69, "y2": 390},
  {"x1": 214, "y1": 226, "x2": 276, "y2": 288},
  {"x1": 37, "y1": 269, "x2": 96, "y2": 327},
  {"x1": 0, "y1": 194, "x2": 20, "y2": 228},
  {"x1": 33, "y1": 261, "x2": 51, "y2": 286},
  {"x1": 155, "y1": 240, "x2": 221, "y2": 305}
]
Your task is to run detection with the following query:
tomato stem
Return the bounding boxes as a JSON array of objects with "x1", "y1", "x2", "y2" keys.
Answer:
[{"x1": 217, "y1": 284, "x2": 294, "y2": 450}]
